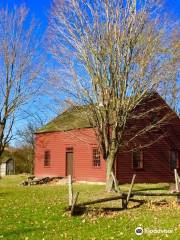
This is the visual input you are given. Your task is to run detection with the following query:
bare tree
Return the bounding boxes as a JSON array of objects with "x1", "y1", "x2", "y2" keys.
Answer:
[
  {"x1": 161, "y1": 29, "x2": 180, "y2": 114},
  {"x1": 17, "y1": 115, "x2": 45, "y2": 174},
  {"x1": 48, "y1": 0, "x2": 179, "y2": 191},
  {"x1": 0, "y1": 5, "x2": 44, "y2": 158}
]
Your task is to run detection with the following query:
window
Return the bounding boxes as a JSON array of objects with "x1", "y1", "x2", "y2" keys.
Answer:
[
  {"x1": 44, "y1": 151, "x2": 51, "y2": 167},
  {"x1": 66, "y1": 147, "x2": 73, "y2": 153},
  {"x1": 93, "y1": 148, "x2": 101, "y2": 167},
  {"x1": 170, "y1": 150, "x2": 179, "y2": 170},
  {"x1": 132, "y1": 150, "x2": 143, "y2": 169},
  {"x1": 151, "y1": 112, "x2": 158, "y2": 124}
]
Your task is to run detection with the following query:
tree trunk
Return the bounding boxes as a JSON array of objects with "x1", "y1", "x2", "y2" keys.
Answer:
[{"x1": 106, "y1": 150, "x2": 117, "y2": 192}]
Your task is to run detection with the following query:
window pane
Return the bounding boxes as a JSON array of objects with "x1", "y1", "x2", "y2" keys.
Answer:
[
  {"x1": 170, "y1": 150, "x2": 177, "y2": 170},
  {"x1": 44, "y1": 151, "x2": 50, "y2": 166},
  {"x1": 133, "y1": 151, "x2": 143, "y2": 169},
  {"x1": 93, "y1": 148, "x2": 100, "y2": 167}
]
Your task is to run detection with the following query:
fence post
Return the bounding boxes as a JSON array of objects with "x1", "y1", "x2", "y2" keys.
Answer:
[
  {"x1": 71, "y1": 192, "x2": 79, "y2": 216},
  {"x1": 127, "y1": 174, "x2": 136, "y2": 206},
  {"x1": 174, "y1": 169, "x2": 180, "y2": 203},
  {"x1": 68, "y1": 175, "x2": 73, "y2": 206}
]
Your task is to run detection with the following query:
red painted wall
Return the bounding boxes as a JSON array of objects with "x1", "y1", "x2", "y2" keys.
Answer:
[
  {"x1": 34, "y1": 128, "x2": 106, "y2": 182},
  {"x1": 114, "y1": 95, "x2": 180, "y2": 183},
  {"x1": 35, "y1": 125, "x2": 179, "y2": 183},
  {"x1": 116, "y1": 137, "x2": 180, "y2": 183}
]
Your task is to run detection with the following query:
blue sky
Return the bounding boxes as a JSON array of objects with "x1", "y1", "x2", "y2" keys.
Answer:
[
  {"x1": 0, "y1": 0, "x2": 179, "y2": 146},
  {"x1": 0, "y1": 0, "x2": 51, "y2": 26},
  {"x1": 1, "y1": 0, "x2": 179, "y2": 28}
]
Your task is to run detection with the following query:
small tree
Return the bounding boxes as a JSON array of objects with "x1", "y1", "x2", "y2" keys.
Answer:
[
  {"x1": 48, "y1": 0, "x2": 179, "y2": 191},
  {"x1": 0, "y1": 5, "x2": 44, "y2": 158},
  {"x1": 17, "y1": 116, "x2": 45, "y2": 174}
]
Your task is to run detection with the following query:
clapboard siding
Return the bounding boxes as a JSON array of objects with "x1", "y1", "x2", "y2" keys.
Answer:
[
  {"x1": 35, "y1": 129, "x2": 106, "y2": 182},
  {"x1": 35, "y1": 124, "x2": 179, "y2": 183},
  {"x1": 116, "y1": 137, "x2": 180, "y2": 183}
]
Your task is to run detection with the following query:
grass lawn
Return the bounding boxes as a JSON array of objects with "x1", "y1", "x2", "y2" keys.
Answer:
[{"x1": 0, "y1": 175, "x2": 179, "y2": 240}]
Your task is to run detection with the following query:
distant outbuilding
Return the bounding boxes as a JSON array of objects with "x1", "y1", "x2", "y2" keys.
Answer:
[{"x1": 0, "y1": 156, "x2": 14, "y2": 177}]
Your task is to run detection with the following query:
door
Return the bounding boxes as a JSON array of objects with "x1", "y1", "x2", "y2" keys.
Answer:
[{"x1": 66, "y1": 148, "x2": 73, "y2": 176}]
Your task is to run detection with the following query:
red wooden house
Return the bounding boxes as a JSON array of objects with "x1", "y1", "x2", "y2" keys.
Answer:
[{"x1": 34, "y1": 93, "x2": 180, "y2": 183}]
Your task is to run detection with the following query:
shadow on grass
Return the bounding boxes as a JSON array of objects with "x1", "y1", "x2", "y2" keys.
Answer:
[
  {"x1": 1, "y1": 226, "x2": 45, "y2": 239},
  {"x1": 0, "y1": 192, "x2": 11, "y2": 197},
  {"x1": 70, "y1": 199, "x2": 146, "y2": 216}
]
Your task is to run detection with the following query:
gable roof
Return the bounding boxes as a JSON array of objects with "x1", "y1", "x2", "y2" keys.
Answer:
[
  {"x1": 37, "y1": 106, "x2": 91, "y2": 133},
  {"x1": 37, "y1": 92, "x2": 179, "y2": 134}
]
